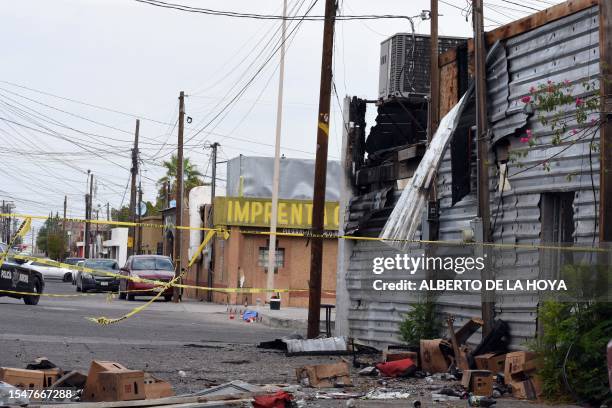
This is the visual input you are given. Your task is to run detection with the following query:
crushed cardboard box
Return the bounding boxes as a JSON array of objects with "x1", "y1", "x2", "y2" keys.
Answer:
[
  {"x1": 0, "y1": 368, "x2": 45, "y2": 390},
  {"x1": 474, "y1": 352, "x2": 506, "y2": 373},
  {"x1": 82, "y1": 360, "x2": 145, "y2": 402},
  {"x1": 296, "y1": 361, "x2": 352, "y2": 388},
  {"x1": 420, "y1": 339, "x2": 450, "y2": 373},
  {"x1": 461, "y1": 369, "x2": 493, "y2": 397},
  {"x1": 144, "y1": 373, "x2": 175, "y2": 399}
]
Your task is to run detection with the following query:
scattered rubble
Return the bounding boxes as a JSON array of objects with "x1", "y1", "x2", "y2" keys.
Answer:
[{"x1": 0, "y1": 322, "x2": 549, "y2": 406}]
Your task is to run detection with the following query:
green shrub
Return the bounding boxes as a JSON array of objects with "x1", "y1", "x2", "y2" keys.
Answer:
[
  {"x1": 399, "y1": 297, "x2": 440, "y2": 347},
  {"x1": 530, "y1": 299, "x2": 612, "y2": 405}
]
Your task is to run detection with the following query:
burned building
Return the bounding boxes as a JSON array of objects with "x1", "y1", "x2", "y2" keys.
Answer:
[{"x1": 335, "y1": 0, "x2": 610, "y2": 349}]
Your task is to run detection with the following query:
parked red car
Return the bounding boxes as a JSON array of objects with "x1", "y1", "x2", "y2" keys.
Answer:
[{"x1": 118, "y1": 255, "x2": 175, "y2": 301}]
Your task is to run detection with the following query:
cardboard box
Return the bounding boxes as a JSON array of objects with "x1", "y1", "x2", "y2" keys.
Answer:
[
  {"x1": 296, "y1": 362, "x2": 351, "y2": 388},
  {"x1": 0, "y1": 368, "x2": 45, "y2": 389},
  {"x1": 82, "y1": 360, "x2": 129, "y2": 401},
  {"x1": 461, "y1": 370, "x2": 493, "y2": 396},
  {"x1": 504, "y1": 351, "x2": 537, "y2": 378},
  {"x1": 383, "y1": 350, "x2": 418, "y2": 363},
  {"x1": 512, "y1": 379, "x2": 537, "y2": 400},
  {"x1": 474, "y1": 353, "x2": 506, "y2": 373},
  {"x1": 420, "y1": 340, "x2": 450, "y2": 373},
  {"x1": 144, "y1": 373, "x2": 175, "y2": 399},
  {"x1": 42, "y1": 368, "x2": 62, "y2": 388},
  {"x1": 95, "y1": 369, "x2": 145, "y2": 402}
]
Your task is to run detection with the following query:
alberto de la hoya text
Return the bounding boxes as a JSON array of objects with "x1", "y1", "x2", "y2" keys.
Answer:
[{"x1": 371, "y1": 254, "x2": 567, "y2": 291}]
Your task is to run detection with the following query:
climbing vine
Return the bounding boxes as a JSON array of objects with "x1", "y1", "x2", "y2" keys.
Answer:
[{"x1": 509, "y1": 79, "x2": 602, "y2": 178}]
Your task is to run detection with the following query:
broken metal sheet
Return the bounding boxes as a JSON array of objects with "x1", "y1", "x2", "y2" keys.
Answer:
[
  {"x1": 284, "y1": 337, "x2": 348, "y2": 356},
  {"x1": 380, "y1": 92, "x2": 469, "y2": 245},
  {"x1": 194, "y1": 380, "x2": 263, "y2": 397}
]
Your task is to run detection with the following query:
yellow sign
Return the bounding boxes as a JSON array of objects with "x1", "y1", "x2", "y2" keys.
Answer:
[
  {"x1": 214, "y1": 197, "x2": 339, "y2": 230},
  {"x1": 127, "y1": 236, "x2": 133, "y2": 248}
]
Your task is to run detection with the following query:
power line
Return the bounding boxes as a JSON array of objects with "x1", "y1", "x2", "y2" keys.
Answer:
[
  {"x1": 499, "y1": 0, "x2": 540, "y2": 12},
  {"x1": 185, "y1": 0, "x2": 319, "y2": 146},
  {"x1": 133, "y1": 0, "x2": 413, "y2": 21}
]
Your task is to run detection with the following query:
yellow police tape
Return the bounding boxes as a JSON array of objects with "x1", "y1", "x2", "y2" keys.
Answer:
[
  {"x1": 0, "y1": 213, "x2": 225, "y2": 232},
  {"x1": 87, "y1": 270, "x2": 185, "y2": 325},
  {"x1": 1, "y1": 212, "x2": 610, "y2": 253},
  {"x1": 85, "y1": 228, "x2": 217, "y2": 325},
  {"x1": 0, "y1": 217, "x2": 31, "y2": 266}
]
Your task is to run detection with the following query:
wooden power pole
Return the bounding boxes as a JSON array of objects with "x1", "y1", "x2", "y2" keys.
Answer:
[
  {"x1": 208, "y1": 141, "x2": 219, "y2": 302},
  {"x1": 173, "y1": 91, "x2": 185, "y2": 303},
  {"x1": 473, "y1": 0, "x2": 494, "y2": 335},
  {"x1": 307, "y1": 0, "x2": 337, "y2": 339},
  {"x1": 129, "y1": 119, "x2": 140, "y2": 257},
  {"x1": 428, "y1": 0, "x2": 440, "y2": 239}
]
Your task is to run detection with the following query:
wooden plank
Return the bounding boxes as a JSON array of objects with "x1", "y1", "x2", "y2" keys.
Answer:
[
  {"x1": 40, "y1": 391, "x2": 266, "y2": 408},
  {"x1": 485, "y1": 0, "x2": 598, "y2": 45},
  {"x1": 600, "y1": 0, "x2": 612, "y2": 242},
  {"x1": 440, "y1": 61, "x2": 459, "y2": 117}
]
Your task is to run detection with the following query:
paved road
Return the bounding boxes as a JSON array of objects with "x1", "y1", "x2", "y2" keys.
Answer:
[{"x1": 0, "y1": 279, "x2": 302, "y2": 394}]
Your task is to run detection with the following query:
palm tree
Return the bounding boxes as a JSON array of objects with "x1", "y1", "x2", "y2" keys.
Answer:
[{"x1": 156, "y1": 155, "x2": 205, "y2": 204}]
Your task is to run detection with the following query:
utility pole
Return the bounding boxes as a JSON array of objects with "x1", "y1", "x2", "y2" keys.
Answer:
[
  {"x1": 307, "y1": 0, "x2": 336, "y2": 339},
  {"x1": 473, "y1": 0, "x2": 493, "y2": 335},
  {"x1": 137, "y1": 181, "x2": 143, "y2": 255},
  {"x1": 87, "y1": 173, "x2": 94, "y2": 258},
  {"x1": 427, "y1": 0, "x2": 440, "y2": 240},
  {"x1": 63, "y1": 195, "x2": 67, "y2": 260},
  {"x1": 1, "y1": 200, "x2": 5, "y2": 243},
  {"x1": 267, "y1": 0, "x2": 288, "y2": 301},
  {"x1": 129, "y1": 119, "x2": 140, "y2": 257},
  {"x1": 106, "y1": 202, "x2": 110, "y2": 221},
  {"x1": 84, "y1": 170, "x2": 91, "y2": 258},
  {"x1": 173, "y1": 91, "x2": 185, "y2": 303},
  {"x1": 207, "y1": 142, "x2": 220, "y2": 302}
]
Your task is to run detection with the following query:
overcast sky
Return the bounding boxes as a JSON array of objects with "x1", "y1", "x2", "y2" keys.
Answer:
[{"x1": 0, "y1": 0, "x2": 561, "y2": 240}]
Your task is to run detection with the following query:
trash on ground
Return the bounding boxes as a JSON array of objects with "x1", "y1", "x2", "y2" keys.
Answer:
[
  {"x1": 0, "y1": 367, "x2": 45, "y2": 390},
  {"x1": 467, "y1": 394, "x2": 497, "y2": 407},
  {"x1": 285, "y1": 336, "x2": 348, "y2": 356},
  {"x1": 375, "y1": 358, "x2": 417, "y2": 378},
  {"x1": 363, "y1": 388, "x2": 412, "y2": 400},
  {"x1": 252, "y1": 390, "x2": 293, "y2": 408},
  {"x1": 0, "y1": 380, "x2": 29, "y2": 406},
  {"x1": 461, "y1": 370, "x2": 493, "y2": 396},
  {"x1": 195, "y1": 379, "x2": 263, "y2": 397},
  {"x1": 419, "y1": 339, "x2": 451, "y2": 373},
  {"x1": 358, "y1": 366, "x2": 378, "y2": 376},
  {"x1": 296, "y1": 361, "x2": 352, "y2": 388},
  {"x1": 143, "y1": 372, "x2": 175, "y2": 399}
]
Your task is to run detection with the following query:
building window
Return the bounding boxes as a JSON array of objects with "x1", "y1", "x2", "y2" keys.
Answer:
[{"x1": 258, "y1": 247, "x2": 285, "y2": 270}]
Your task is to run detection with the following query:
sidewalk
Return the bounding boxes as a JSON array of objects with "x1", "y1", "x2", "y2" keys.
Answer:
[{"x1": 177, "y1": 299, "x2": 335, "y2": 332}]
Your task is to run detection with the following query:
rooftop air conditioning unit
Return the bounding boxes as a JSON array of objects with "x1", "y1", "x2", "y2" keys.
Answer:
[{"x1": 378, "y1": 33, "x2": 467, "y2": 100}]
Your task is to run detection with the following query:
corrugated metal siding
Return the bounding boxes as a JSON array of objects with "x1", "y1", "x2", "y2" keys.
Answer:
[
  {"x1": 345, "y1": 6, "x2": 601, "y2": 349},
  {"x1": 491, "y1": 5, "x2": 600, "y2": 348}
]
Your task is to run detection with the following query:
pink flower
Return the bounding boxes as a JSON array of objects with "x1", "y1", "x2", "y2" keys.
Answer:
[
  {"x1": 521, "y1": 95, "x2": 532, "y2": 104},
  {"x1": 530, "y1": 86, "x2": 537, "y2": 94},
  {"x1": 571, "y1": 129, "x2": 578, "y2": 135},
  {"x1": 575, "y1": 98, "x2": 584, "y2": 107},
  {"x1": 520, "y1": 137, "x2": 529, "y2": 143},
  {"x1": 526, "y1": 129, "x2": 533, "y2": 137},
  {"x1": 547, "y1": 80, "x2": 553, "y2": 84}
]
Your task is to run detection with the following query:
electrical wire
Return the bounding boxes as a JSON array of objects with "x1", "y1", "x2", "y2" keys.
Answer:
[{"x1": 133, "y1": 0, "x2": 415, "y2": 21}]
